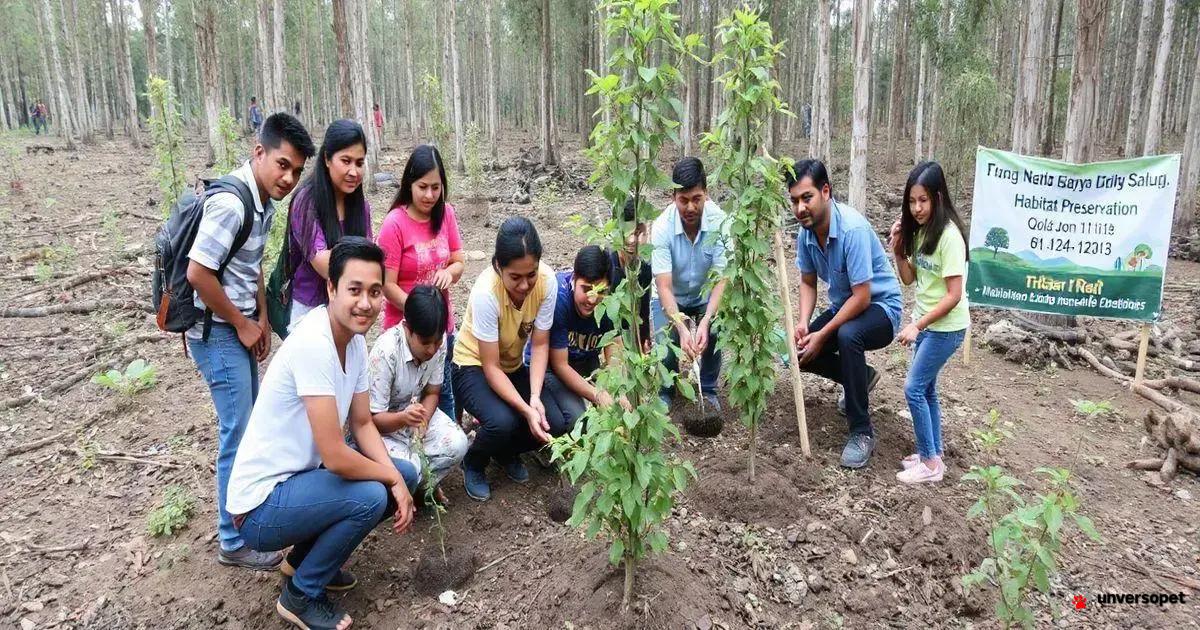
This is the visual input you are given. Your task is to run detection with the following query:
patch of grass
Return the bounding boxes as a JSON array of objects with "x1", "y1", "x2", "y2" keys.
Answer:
[
  {"x1": 92, "y1": 359, "x2": 157, "y2": 398},
  {"x1": 147, "y1": 485, "x2": 195, "y2": 538}
]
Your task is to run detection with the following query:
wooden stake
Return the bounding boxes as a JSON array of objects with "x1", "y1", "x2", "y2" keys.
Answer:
[
  {"x1": 963, "y1": 325, "x2": 972, "y2": 365},
  {"x1": 774, "y1": 231, "x2": 810, "y2": 457},
  {"x1": 1133, "y1": 323, "x2": 1151, "y2": 388}
]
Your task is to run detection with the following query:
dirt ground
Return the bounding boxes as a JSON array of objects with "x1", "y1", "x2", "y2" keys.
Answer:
[{"x1": 0, "y1": 130, "x2": 1197, "y2": 630}]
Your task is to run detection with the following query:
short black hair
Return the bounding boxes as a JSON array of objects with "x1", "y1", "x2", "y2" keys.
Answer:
[
  {"x1": 573, "y1": 245, "x2": 611, "y2": 282},
  {"x1": 404, "y1": 285, "x2": 447, "y2": 339},
  {"x1": 787, "y1": 158, "x2": 832, "y2": 195},
  {"x1": 493, "y1": 217, "x2": 543, "y2": 268},
  {"x1": 260, "y1": 112, "x2": 316, "y2": 158},
  {"x1": 329, "y1": 236, "x2": 385, "y2": 288},
  {"x1": 250, "y1": 96, "x2": 257, "y2": 103},
  {"x1": 672, "y1": 157, "x2": 707, "y2": 191},
  {"x1": 622, "y1": 198, "x2": 637, "y2": 222}
]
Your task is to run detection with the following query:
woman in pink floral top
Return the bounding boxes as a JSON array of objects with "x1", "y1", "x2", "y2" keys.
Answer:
[{"x1": 378, "y1": 144, "x2": 465, "y2": 418}]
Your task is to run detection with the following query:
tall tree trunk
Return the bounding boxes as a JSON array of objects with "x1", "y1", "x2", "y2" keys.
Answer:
[
  {"x1": 254, "y1": 0, "x2": 271, "y2": 109},
  {"x1": 37, "y1": 0, "x2": 77, "y2": 148},
  {"x1": 332, "y1": 0, "x2": 353, "y2": 116},
  {"x1": 913, "y1": 41, "x2": 926, "y2": 165},
  {"x1": 402, "y1": 0, "x2": 418, "y2": 136},
  {"x1": 1177, "y1": 31, "x2": 1200, "y2": 232},
  {"x1": 272, "y1": 0, "x2": 285, "y2": 113},
  {"x1": 848, "y1": 0, "x2": 871, "y2": 210},
  {"x1": 59, "y1": 0, "x2": 90, "y2": 141},
  {"x1": 448, "y1": 0, "x2": 465, "y2": 170},
  {"x1": 1011, "y1": 0, "x2": 1046, "y2": 154},
  {"x1": 113, "y1": 0, "x2": 140, "y2": 145},
  {"x1": 681, "y1": 0, "x2": 694, "y2": 156},
  {"x1": 1123, "y1": 0, "x2": 1156, "y2": 156},
  {"x1": 886, "y1": 0, "x2": 909, "y2": 171},
  {"x1": 1040, "y1": 0, "x2": 1065, "y2": 155},
  {"x1": 1063, "y1": 0, "x2": 1109, "y2": 163},
  {"x1": 539, "y1": 0, "x2": 557, "y2": 167},
  {"x1": 809, "y1": 0, "x2": 832, "y2": 165},
  {"x1": 139, "y1": 0, "x2": 159, "y2": 76},
  {"x1": 194, "y1": 0, "x2": 221, "y2": 163},
  {"x1": 1143, "y1": 0, "x2": 1177, "y2": 155},
  {"x1": 98, "y1": 0, "x2": 115, "y2": 138},
  {"x1": 485, "y1": 0, "x2": 498, "y2": 160},
  {"x1": 927, "y1": 6, "x2": 949, "y2": 160}
]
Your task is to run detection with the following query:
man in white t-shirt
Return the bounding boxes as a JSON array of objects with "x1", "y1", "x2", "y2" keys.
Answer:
[
  {"x1": 364, "y1": 285, "x2": 467, "y2": 500},
  {"x1": 226, "y1": 238, "x2": 415, "y2": 630}
]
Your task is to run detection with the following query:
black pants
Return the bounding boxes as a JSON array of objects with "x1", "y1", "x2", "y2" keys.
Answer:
[
  {"x1": 454, "y1": 364, "x2": 574, "y2": 470},
  {"x1": 540, "y1": 355, "x2": 598, "y2": 436},
  {"x1": 802, "y1": 304, "x2": 895, "y2": 436}
]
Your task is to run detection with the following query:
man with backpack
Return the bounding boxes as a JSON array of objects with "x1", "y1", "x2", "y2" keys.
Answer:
[
  {"x1": 249, "y1": 97, "x2": 264, "y2": 136},
  {"x1": 186, "y1": 112, "x2": 314, "y2": 570}
]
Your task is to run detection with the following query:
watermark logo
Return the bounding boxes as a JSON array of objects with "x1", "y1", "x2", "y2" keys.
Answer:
[
  {"x1": 1073, "y1": 592, "x2": 1187, "y2": 609},
  {"x1": 1072, "y1": 595, "x2": 1087, "y2": 610}
]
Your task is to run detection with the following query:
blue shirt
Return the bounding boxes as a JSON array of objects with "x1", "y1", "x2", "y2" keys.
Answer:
[
  {"x1": 650, "y1": 200, "x2": 728, "y2": 309},
  {"x1": 524, "y1": 271, "x2": 613, "y2": 369},
  {"x1": 795, "y1": 200, "x2": 903, "y2": 331}
]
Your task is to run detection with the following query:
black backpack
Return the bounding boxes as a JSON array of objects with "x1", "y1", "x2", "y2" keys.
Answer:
[{"x1": 153, "y1": 177, "x2": 256, "y2": 341}]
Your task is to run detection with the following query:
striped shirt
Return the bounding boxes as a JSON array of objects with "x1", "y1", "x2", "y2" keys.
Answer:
[{"x1": 186, "y1": 162, "x2": 274, "y2": 338}]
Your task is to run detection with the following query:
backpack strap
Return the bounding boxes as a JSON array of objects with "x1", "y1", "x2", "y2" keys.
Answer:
[{"x1": 199, "y1": 176, "x2": 260, "y2": 341}]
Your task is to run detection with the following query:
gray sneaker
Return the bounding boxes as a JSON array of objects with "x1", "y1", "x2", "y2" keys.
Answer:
[
  {"x1": 837, "y1": 366, "x2": 881, "y2": 416},
  {"x1": 840, "y1": 433, "x2": 876, "y2": 469},
  {"x1": 702, "y1": 393, "x2": 722, "y2": 412},
  {"x1": 217, "y1": 546, "x2": 284, "y2": 571}
]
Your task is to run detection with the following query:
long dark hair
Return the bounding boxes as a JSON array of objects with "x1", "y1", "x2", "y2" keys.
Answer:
[
  {"x1": 291, "y1": 119, "x2": 369, "y2": 251},
  {"x1": 900, "y1": 161, "x2": 968, "y2": 260},
  {"x1": 392, "y1": 144, "x2": 449, "y2": 234},
  {"x1": 492, "y1": 217, "x2": 543, "y2": 269}
]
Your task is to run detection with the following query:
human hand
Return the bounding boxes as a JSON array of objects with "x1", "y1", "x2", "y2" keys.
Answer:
[
  {"x1": 596, "y1": 390, "x2": 615, "y2": 408},
  {"x1": 694, "y1": 318, "x2": 711, "y2": 355},
  {"x1": 793, "y1": 322, "x2": 810, "y2": 347},
  {"x1": 390, "y1": 482, "x2": 415, "y2": 534},
  {"x1": 797, "y1": 329, "x2": 827, "y2": 366},
  {"x1": 897, "y1": 323, "x2": 920, "y2": 346},
  {"x1": 526, "y1": 400, "x2": 552, "y2": 443},
  {"x1": 236, "y1": 318, "x2": 265, "y2": 351},
  {"x1": 401, "y1": 402, "x2": 426, "y2": 428},
  {"x1": 676, "y1": 322, "x2": 697, "y2": 359},
  {"x1": 252, "y1": 319, "x2": 271, "y2": 361},
  {"x1": 889, "y1": 220, "x2": 903, "y2": 256},
  {"x1": 432, "y1": 269, "x2": 454, "y2": 291}
]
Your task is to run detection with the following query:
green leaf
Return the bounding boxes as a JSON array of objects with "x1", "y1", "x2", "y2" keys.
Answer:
[
  {"x1": 608, "y1": 538, "x2": 625, "y2": 565},
  {"x1": 638, "y1": 66, "x2": 658, "y2": 83},
  {"x1": 1073, "y1": 514, "x2": 1101, "y2": 541}
]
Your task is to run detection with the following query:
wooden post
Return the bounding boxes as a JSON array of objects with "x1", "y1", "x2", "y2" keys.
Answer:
[
  {"x1": 774, "y1": 231, "x2": 811, "y2": 457},
  {"x1": 963, "y1": 325, "x2": 972, "y2": 365},
  {"x1": 1133, "y1": 323, "x2": 1151, "y2": 387}
]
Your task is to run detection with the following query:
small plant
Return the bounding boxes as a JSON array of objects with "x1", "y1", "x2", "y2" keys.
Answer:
[
  {"x1": 147, "y1": 485, "x2": 195, "y2": 537},
  {"x1": 416, "y1": 441, "x2": 448, "y2": 561},
  {"x1": 101, "y1": 207, "x2": 126, "y2": 253},
  {"x1": 146, "y1": 76, "x2": 187, "y2": 212},
  {"x1": 961, "y1": 466, "x2": 1101, "y2": 628},
  {"x1": 76, "y1": 436, "x2": 99, "y2": 471},
  {"x1": 532, "y1": 179, "x2": 563, "y2": 209},
  {"x1": 421, "y1": 73, "x2": 452, "y2": 153},
  {"x1": 166, "y1": 434, "x2": 193, "y2": 454},
  {"x1": 464, "y1": 122, "x2": 485, "y2": 194},
  {"x1": 969, "y1": 408, "x2": 1014, "y2": 461},
  {"x1": 92, "y1": 359, "x2": 157, "y2": 398},
  {"x1": 215, "y1": 108, "x2": 243, "y2": 174},
  {"x1": 1069, "y1": 399, "x2": 1113, "y2": 421},
  {"x1": 102, "y1": 320, "x2": 130, "y2": 339},
  {"x1": 33, "y1": 260, "x2": 53, "y2": 283}
]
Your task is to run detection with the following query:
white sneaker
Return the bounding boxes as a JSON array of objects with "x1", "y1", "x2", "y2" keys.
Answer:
[
  {"x1": 896, "y1": 460, "x2": 943, "y2": 484},
  {"x1": 900, "y1": 454, "x2": 920, "y2": 470}
]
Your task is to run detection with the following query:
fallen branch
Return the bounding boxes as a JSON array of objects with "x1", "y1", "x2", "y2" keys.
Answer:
[
  {"x1": 91, "y1": 451, "x2": 182, "y2": 469},
  {"x1": 1010, "y1": 313, "x2": 1088, "y2": 343},
  {"x1": 1143, "y1": 376, "x2": 1200, "y2": 395},
  {"x1": 0, "y1": 299, "x2": 151, "y2": 318},
  {"x1": 1163, "y1": 356, "x2": 1200, "y2": 372},
  {"x1": 1079, "y1": 348, "x2": 1129, "y2": 384},
  {"x1": 1133, "y1": 384, "x2": 1185, "y2": 413},
  {"x1": 1160, "y1": 448, "x2": 1178, "y2": 483},
  {"x1": 0, "y1": 348, "x2": 138, "y2": 411},
  {"x1": 0, "y1": 408, "x2": 107, "y2": 459},
  {"x1": 1126, "y1": 458, "x2": 1165, "y2": 471}
]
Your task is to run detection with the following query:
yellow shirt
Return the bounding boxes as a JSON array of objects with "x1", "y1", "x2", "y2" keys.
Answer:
[{"x1": 453, "y1": 263, "x2": 557, "y2": 373}]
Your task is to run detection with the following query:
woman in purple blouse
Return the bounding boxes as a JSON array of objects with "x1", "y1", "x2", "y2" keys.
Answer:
[{"x1": 286, "y1": 119, "x2": 374, "y2": 331}]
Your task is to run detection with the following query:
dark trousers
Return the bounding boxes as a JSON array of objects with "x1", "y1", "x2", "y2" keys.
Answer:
[
  {"x1": 454, "y1": 364, "x2": 541, "y2": 469},
  {"x1": 802, "y1": 304, "x2": 895, "y2": 436}
]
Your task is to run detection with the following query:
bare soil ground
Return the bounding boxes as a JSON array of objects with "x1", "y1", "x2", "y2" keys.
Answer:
[{"x1": 0, "y1": 132, "x2": 1197, "y2": 630}]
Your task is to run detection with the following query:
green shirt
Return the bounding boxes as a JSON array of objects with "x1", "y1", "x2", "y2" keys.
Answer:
[{"x1": 911, "y1": 224, "x2": 969, "y2": 332}]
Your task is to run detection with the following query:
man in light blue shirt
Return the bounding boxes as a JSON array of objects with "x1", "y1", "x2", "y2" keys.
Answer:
[
  {"x1": 790, "y1": 159, "x2": 901, "y2": 469},
  {"x1": 650, "y1": 157, "x2": 728, "y2": 410}
]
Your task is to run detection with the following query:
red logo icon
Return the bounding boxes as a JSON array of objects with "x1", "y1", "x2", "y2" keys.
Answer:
[{"x1": 1073, "y1": 595, "x2": 1087, "y2": 610}]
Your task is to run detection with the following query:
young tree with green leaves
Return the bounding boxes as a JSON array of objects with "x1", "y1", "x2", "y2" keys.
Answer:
[
  {"x1": 550, "y1": 0, "x2": 700, "y2": 611},
  {"x1": 701, "y1": 6, "x2": 791, "y2": 483},
  {"x1": 146, "y1": 76, "x2": 186, "y2": 212}
]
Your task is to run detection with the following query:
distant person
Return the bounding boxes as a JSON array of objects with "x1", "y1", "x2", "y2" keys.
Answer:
[
  {"x1": 366, "y1": 285, "x2": 467, "y2": 501},
  {"x1": 889, "y1": 162, "x2": 968, "y2": 484},
  {"x1": 186, "y1": 112, "x2": 315, "y2": 570},
  {"x1": 227, "y1": 238, "x2": 417, "y2": 630},
  {"x1": 610, "y1": 198, "x2": 654, "y2": 351},
  {"x1": 377, "y1": 144, "x2": 465, "y2": 420},
  {"x1": 249, "y1": 97, "x2": 263, "y2": 135},
  {"x1": 285, "y1": 119, "x2": 374, "y2": 332},
  {"x1": 789, "y1": 158, "x2": 902, "y2": 469},
  {"x1": 294, "y1": 100, "x2": 302, "y2": 118},
  {"x1": 651, "y1": 157, "x2": 728, "y2": 410},
  {"x1": 452, "y1": 218, "x2": 558, "y2": 501},
  {"x1": 31, "y1": 101, "x2": 47, "y2": 135},
  {"x1": 373, "y1": 103, "x2": 385, "y2": 145}
]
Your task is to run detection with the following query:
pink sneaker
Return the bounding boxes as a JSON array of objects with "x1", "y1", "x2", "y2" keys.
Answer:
[
  {"x1": 901, "y1": 454, "x2": 920, "y2": 470},
  {"x1": 896, "y1": 460, "x2": 943, "y2": 484}
]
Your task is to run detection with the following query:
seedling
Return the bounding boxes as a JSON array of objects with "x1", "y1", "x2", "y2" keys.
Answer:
[
  {"x1": 969, "y1": 408, "x2": 1014, "y2": 462},
  {"x1": 417, "y1": 443, "x2": 448, "y2": 561},
  {"x1": 961, "y1": 466, "x2": 1101, "y2": 628},
  {"x1": 76, "y1": 436, "x2": 99, "y2": 471},
  {"x1": 146, "y1": 76, "x2": 187, "y2": 212},
  {"x1": 147, "y1": 485, "x2": 195, "y2": 537},
  {"x1": 92, "y1": 359, "x2": 157, "y2": 398},
  {"x1": 101, "y1": 207, "x2": 125, "y2": 253},
  {"x1": 1069, "y1": 399, "x2": 1113, "y2": 421},
  {"x1": 550, "y1": 0, "x2": 701, "y2": 611},
  {"x1": 702, "y1": 5, "x2": 791, "y2": 482}
]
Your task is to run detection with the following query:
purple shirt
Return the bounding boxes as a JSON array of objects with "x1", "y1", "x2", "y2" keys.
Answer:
[{"x1": 288, "y1": 186, "x2": 374, "y2": 307}]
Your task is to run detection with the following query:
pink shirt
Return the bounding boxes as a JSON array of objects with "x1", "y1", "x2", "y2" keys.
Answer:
[{"x1": 377, "y1": 203, "x2": 462, "y2": 332}]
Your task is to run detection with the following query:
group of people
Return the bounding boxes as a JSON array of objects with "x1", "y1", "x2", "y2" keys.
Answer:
[
  {"x1": 27, "y1": 100, "x2": 49, "y2": 135},
  {"x1": 184, "y1": 111, "x2": 968, "y2": 629}
]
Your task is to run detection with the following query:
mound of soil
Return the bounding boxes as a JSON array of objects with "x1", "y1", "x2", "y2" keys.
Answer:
[
  {"x1": 690, "y1": 455, "x2": 806, "y2": 527},
  {"x1": 547, "y1": 482, "x2": 580, "y2": 523},
  {"x1": 680, "y1": 403, "x2": 724, "y2": 437},
  {"x1": 412, "y1": 544, "x2": 478, "y2": 597}
]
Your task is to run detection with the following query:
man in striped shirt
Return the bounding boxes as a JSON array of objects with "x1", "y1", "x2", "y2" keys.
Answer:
[{"x1": 186, "y1": 112, "x2": 315, "y2": 571}]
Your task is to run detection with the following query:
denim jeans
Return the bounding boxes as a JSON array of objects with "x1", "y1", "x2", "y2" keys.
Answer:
[
  {"x1": 189, "y1": 323, "x2": 258, "y2": 552},
  {"x1": 238, "y1": 461, "x2": 418, "y2": 599},
  {"x1": 439, "y1": 332, "x2": 457, "y2": 420},
  {"x1": 454, "y1": 364, "x2": 547, "y2": 470},
  {"x1": 540, "y1": 372, "x2": 588, "y2": 436},
  {"x1": 650, "y1": 299, "x2": 721, "y2": 397},
  {"x1": 904, "y1": 328, "x2": 966, "y2": 459},
  {"x1": 802, "y1": 305, "x2": 896, "y2": 437}
]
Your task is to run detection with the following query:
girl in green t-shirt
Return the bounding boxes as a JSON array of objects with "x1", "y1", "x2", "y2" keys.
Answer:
[{"x1": 889, "y1": 161, "x2": 969, "y2": 485}]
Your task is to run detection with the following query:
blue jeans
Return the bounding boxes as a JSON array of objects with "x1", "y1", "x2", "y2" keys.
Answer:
[
  {"x1": 651, "y1": 299, "x2": 721, "y2": 397},
  {"x1": 439, "y1": 332, "x2": 457, "y2": 420},
  {"x1": 189, "y1": 323, "x2": 258, "y2": 552},
  {"x1": 238, "y1": 462, "x2": 418, "y2": 599},
  {"x1": 904, "y1": 328, "x2": 966, "y2": 459}
]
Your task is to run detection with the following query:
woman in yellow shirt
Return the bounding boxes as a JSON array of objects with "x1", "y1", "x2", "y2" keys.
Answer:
[
  {"x1": 889, "y1": 161, "x2": 969, "y2": 485},
  {"x1": 452, "y1": 217, "x2": 558, "y2": 501}
]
